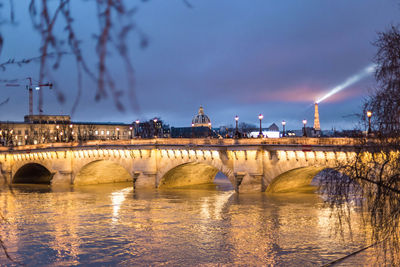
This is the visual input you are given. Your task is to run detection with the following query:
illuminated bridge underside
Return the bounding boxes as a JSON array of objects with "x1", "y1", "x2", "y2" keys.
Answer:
[
  {"x1": 267, "y1": 166, "x2": 325, "y2": 193},
  {"x1": 159, "y1": 163, "x2": 219, "y2": 188},
  {"x1": 74, "y1": 160, "x2": 132, "y2": 185},
  {"x1": 0, "y1": 138, "x2": 357, "y2": 192}
]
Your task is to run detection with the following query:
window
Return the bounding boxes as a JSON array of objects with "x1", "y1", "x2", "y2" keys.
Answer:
[
  {"x1": 25, "y1": 130, "x2": 28, "y2": 135},
  {"x1": 101, "y1": 130, "x2": 104, "y2": 135},
  {"x1": 17, "y1": 130, "x2": 21, "y2": 135}
]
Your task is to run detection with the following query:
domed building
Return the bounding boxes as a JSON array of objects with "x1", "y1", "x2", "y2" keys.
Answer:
[
  {"x1": 170, "y1": 106, "x2": 213, "y2": 138},
  {"x1": 192, "y1": 106, "x2": 211, "y2": 128}
]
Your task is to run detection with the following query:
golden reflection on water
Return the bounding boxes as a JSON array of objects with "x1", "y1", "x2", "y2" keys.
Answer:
[
  {"x1": 111, "y1": 187, "x2": 133, "y2": 224},
  {"x1": 0, "y1": 181, "x2": 379, "y2": 266},
  {"x1": 200, "y1": 191, "x2": 234, "y2": 220}
]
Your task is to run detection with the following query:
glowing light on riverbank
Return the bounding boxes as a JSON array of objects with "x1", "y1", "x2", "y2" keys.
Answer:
[{"x1": 316, "y1": 64, "x2": 376, "y2": 103}]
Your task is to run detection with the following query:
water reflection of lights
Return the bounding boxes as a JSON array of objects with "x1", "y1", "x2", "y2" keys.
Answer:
[
  {"x1": 317, "y1": 207, "x2": 332, "y2": 231},
  {"x1": 200, "y1": 191, "x2": 234, "y2": 220},
  {"x1": 111, "y1": 187, "x2": 133, "y2": 223}
]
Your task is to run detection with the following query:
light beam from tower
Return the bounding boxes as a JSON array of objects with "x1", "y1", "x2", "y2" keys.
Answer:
[{"x1": 316, "y1": 64, "x2": 376, "y2": 104}]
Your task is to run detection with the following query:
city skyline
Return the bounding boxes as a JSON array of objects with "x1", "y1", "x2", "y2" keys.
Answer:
[{"x1": 0, "y1": 1, "x2": 399, "y2": 130}]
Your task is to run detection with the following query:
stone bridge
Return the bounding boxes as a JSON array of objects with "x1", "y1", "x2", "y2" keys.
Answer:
[{"x1": 0, "y1": 138, "x2": 358, "y2": 193}]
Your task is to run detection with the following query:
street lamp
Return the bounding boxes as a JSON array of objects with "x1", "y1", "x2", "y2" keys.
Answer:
[
  {"x1": 55, "y1": 125, "x2": 59, "y2": 141},
  {"x1": 302, "y1": 119, "x2": 307, "y2": 137},
  {"x1": 116, "y1": 127, "x2": 120, "y2": 139},
  {"x1": 258, "y1": 114, "x2": 264, "y2": 138},
  {"x1": 234, "y1": 116, "x2": 239, "y2": 138},
  {"x1": 69, "y1": 124, "x2": 73, "y2": 142},
  {"x1": 135, "y1": 120, "x2": 140, "y2": 138},
  {"x1": 153, "y1": 118, "x2": 158, "y2": 138},
  {"x1": 129, "y1": 126, "x2": 133, "y2": 139},
  {"x1": 367, "y1": 111, "x2": 372, "y2": 136},
  {"x1": 281, "y1": 120, "x2": 286, "y2": 137}
]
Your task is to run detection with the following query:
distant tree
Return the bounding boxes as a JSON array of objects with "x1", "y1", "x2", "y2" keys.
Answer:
[
  {"x1": 40, "y1": 126, "x2": 52, "y2": 143},
  {"x1": 86, "y1": 125, "x2": 97, "y2": 140},
  {"x1": 76, "y1": 125, "x2": 86, "y2": 142},
  {"x1": 136, "y1": 118, "x2": 167, "y2": 138},
  {"x1": 0, "y1": 123, "x2": 14, "y2": 146},
  {"x1": 239, "y1": 122, "x2": 257, "y2": 133}
]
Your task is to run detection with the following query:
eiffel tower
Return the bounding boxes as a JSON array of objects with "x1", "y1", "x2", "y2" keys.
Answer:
[{"x1": 313, "y1": 102, "x2": 321, "y2": 137}]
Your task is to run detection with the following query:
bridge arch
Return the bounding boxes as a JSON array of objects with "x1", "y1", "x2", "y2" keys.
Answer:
[
  {"x1": 265, "y1": 165, "x2": 352, "y2": 194},
  {"x1": 266, "y1": 166, "x2": 326, "y2": 193},
  {"x1": 73, "y1": 159, "x2": 132, "y2": 185},
  {"x1": 13, "y1": 163, "x2": 54, "y2": 184},
  {"x1": 158, "y1": 161, "x2": 234, "y2": 188}
]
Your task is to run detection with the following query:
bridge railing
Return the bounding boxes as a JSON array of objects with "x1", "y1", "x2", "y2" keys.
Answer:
[{"x1": 0, "y1": 137, "x2": 358, "y2": 152}]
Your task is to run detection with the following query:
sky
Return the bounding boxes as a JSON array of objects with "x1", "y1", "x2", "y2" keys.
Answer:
[{"x1": 0, "y1": 0, "x2": 399, "y2": 130}]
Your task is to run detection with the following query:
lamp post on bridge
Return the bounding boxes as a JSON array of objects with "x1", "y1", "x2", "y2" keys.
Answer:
[
  {"x1": 135, "y1": 120, "x2": 140, "y2": 138},
  {"x1": 258, "y1": 114, "x2": 264, "y2": 138},
  {"x1": 302, "y1": 119, "x2": 307, "y2": 137},
  {"x1": 69, "y1": 124, "x2": 73, "y2": 142},
  {"x1": 234, "y1": 116, "x2": 239, "y2": 138},
  {"x1": 281, "y1": 120, "x2": 286, "y2": 137},
  {"x1": 367, "y1": 111, "x2": 372, "y2": 137},
  {"x1": 56, "y1": 125, "x2": 60, "y2": 142},
  {"x1": 153, "y1": 118, "x2": 158, "y2": 138}
]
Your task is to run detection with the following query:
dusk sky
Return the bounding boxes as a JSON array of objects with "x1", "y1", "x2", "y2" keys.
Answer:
[{"x1": 1, "y1": 0, "x2": 399, "y2": 130}]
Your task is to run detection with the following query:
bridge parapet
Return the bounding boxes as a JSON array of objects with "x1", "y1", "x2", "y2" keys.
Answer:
[{"x1": 0, "y1": 137, "x2": 358, "y2": 153}]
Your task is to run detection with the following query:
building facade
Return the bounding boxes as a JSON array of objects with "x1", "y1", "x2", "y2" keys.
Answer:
[{"x1": 0, "y1": 115, "x2": 136, "y2": 146}]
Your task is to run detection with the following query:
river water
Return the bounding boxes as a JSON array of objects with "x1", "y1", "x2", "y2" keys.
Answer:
[{"x1": 0, "y1": 176, "x2": 379, "y2": 266}]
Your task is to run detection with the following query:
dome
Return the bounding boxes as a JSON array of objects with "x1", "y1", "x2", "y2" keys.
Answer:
[{"x1": 192, "y1": 106, "x2": 211, "y2": 128}]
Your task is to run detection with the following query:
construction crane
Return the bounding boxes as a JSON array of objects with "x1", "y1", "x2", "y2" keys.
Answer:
[{"x1": 6, "y1": 77, "x2": 52, "y2": 116}]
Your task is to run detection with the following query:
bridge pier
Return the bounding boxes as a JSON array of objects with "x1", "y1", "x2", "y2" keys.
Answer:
[
  {"x1": 132, "y1": 171, "x2": 141, "y2": 191},
  {"x1": 52, "y1": 171, "x2": 71, "y2": 186},
  {"x1": 237, "y1": 173, "x2": 264, "y2": 193},
  {"x1": 135, "y1": 171, "x2": 157, "y2": 189},
  {"x1": 0, "y1": 170, "x2": 11, "y2": 185},
  {"x1": 234, "y1": 172, "x2": 245, "y2": 193}
]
